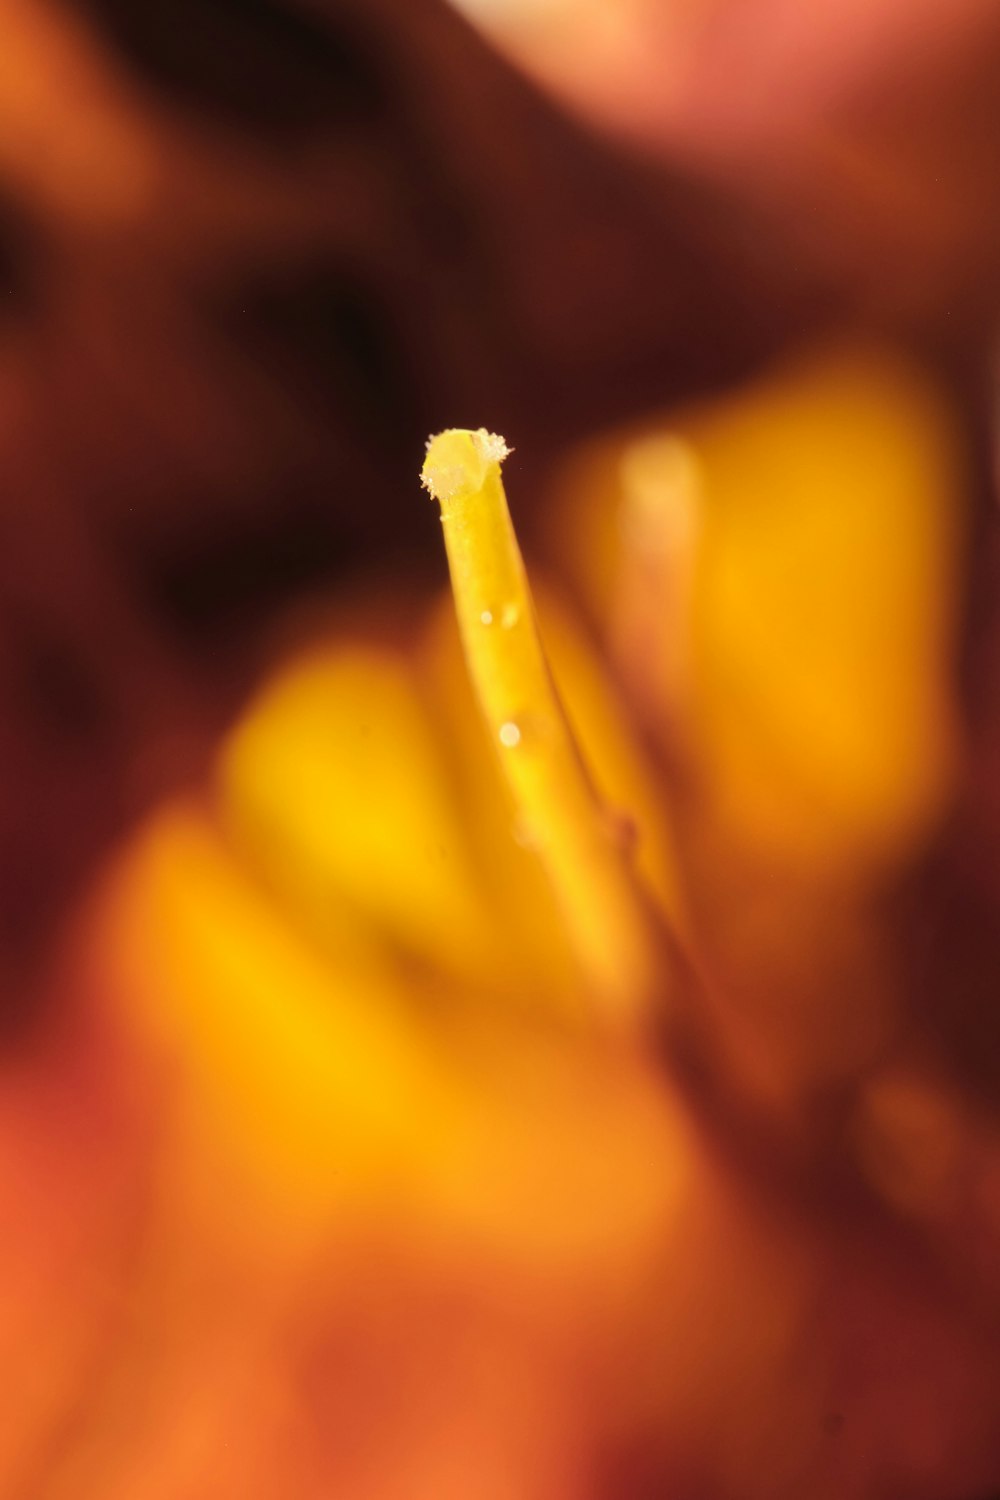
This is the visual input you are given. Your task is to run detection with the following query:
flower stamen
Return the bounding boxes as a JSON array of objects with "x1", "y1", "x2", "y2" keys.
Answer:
[{"x1": 422, "y1": 427, "x2": 661, "y2": 1030}]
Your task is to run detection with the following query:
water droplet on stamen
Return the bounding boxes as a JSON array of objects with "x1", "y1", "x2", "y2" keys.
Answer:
[
  {"x1": 499, "y1": 720, "x2": 521, "y2": 748},
  {"x1": 500, "y1": 603, "x2": 520, "y2": 630},
  {"x1": 480, "y1": 609, "x2": 494, "y2": 625}
]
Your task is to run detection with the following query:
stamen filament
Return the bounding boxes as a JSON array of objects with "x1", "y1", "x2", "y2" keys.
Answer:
[{"x1": 422, "y1": 427, "x2": 659, "y2": 1029}]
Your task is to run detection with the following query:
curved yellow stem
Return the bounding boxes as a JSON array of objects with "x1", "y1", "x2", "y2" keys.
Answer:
[{"x1": 422, "y1": 428, "x2": 659, "y2": 1029}]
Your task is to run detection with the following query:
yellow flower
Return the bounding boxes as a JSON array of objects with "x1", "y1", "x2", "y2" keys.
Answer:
[{"x1": 15, "y1": 342, "x2": 1000, "y2": 1499}]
